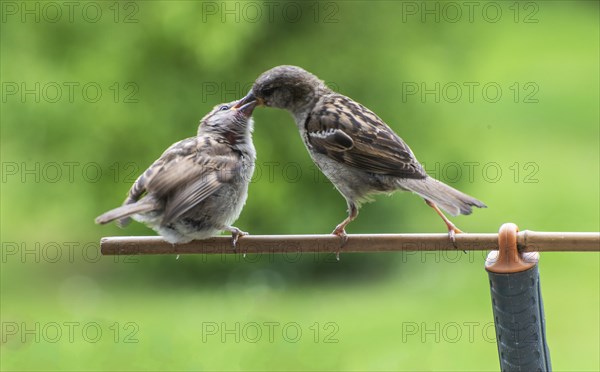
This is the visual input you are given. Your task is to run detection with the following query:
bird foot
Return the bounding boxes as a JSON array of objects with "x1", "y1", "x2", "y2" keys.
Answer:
[
  {"x1": 425, "y1": 199, "x2": 466, "y2": 252},
  {"x1": 229, "y1": 227, "x2": 248, "y2": 252},
  {"x1": 447, "y1": 225, "x2": 465, "y2": 252},
  {"x1": 331, "y1": 225, "x2": 348, "y2": 261}
]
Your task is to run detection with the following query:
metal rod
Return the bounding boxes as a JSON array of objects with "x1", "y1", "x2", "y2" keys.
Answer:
[{"x1": 100, "y1": 230, "x2": 600, "y2": 255}]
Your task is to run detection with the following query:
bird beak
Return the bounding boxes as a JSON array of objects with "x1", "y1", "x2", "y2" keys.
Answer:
[
  {"x1": 235, "y1": 91, "x2": 264, "y2": 108},
  {"x1": 235, "y1": 99, "x2": 258, "y2": 117}
]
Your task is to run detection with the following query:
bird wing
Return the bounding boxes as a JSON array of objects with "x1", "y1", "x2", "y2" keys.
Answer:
[
  {"x1": 144, "y1": 138, "x2": 240, "y2": 225},
  {"x1": 122, "y1": 138, "x2": 197, "y2": 204},
  {"x1": 306, "y1": 95, "x2": 427, "y2": 179},
  {"x1": 115, "y1": 138, "x2": 198, "y2": 226}
]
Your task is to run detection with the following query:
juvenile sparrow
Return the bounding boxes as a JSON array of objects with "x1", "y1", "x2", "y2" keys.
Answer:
[
  {"x1": 240, "y1": 65, "x2": 485, "y2": 246},
  {"x1": 95, "y1": 99, "x2": 257, "y2": 247}
]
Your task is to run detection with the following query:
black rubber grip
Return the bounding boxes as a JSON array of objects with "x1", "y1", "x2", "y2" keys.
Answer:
[{"x1": 488, "y1": 265, "x2": 552, "y2": 371}]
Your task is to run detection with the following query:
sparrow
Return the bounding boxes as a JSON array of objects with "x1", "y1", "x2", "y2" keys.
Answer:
[
  {"x1": 239, "y1": 65, "x2": 486, "y2": 248},
  {"x1": 95, "y1": 98, "x2": 257, "y2": 247}
]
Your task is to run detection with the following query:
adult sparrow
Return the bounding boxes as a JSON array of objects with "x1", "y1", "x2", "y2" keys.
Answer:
[
  {"x1": 95, "y1": 99, "x2": 257, "y2": 247},
  {"x1": 239, "y1": 65, "x2": 485, "y2": 246}
]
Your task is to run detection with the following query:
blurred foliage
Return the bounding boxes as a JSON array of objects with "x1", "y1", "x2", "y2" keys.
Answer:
[{"x1": 1, "y1": 1, "x2": 598, "y2": 371}]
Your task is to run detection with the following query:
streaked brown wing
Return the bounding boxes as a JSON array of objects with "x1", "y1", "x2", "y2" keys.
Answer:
[
  {"x1": 123, "y1": 137, "x2": 198, "y2": 204},
  {"x1": 149, "y1": 156, "x2": 239, "y2": 225},
  {"x1": 306, "y1": 95, "x2": 426, "y2": 179},
  {"x1": 144, "y1": 139, "x2": 240, "y2": 224}
]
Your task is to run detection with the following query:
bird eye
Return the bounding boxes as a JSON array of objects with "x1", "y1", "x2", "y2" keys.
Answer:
[
  {"x1": 218, "y1": 105, "x2": 230, "y2": 111},
  {"x1": 262, "y1": 87, "x2": 275, "y2": 97}
]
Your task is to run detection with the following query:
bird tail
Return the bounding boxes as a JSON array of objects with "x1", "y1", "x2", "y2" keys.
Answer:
[
  {"x1": 95, "y1": 201, "x2": 156, "y2": 227},
  {"x1": 399, "y1": 177, "x2": 487, "y2": 216}
]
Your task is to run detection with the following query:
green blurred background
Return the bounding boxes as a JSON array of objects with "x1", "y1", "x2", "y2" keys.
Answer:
[{"x1": 1, "y1": 1, "x2": 598, "y2": 371}]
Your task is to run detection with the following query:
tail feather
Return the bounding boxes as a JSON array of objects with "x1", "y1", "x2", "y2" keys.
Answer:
[
  {"x1": 400, "y1": 177, "x2": 486, "y2": 216},
  {"x1": 95, "y1": 201, "x2": 156, "y2": 226}
]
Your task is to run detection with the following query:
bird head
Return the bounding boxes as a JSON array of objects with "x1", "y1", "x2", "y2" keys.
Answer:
[
  {"x1": 239, "y1": 65, "x2": 330, "y2": 114},
  {"x1": 198, "y1": 99, "x2": 257, "y2": 138}
]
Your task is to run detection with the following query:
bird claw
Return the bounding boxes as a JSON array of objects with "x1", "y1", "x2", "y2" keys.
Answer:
[
  {"x1": 332, "y1": 227, "x2": 349, "y2": 245},
  {"x1": 448, "y1": 226, "x2": 465, "y2": 253},
  {"x1": 425, "y1": 200, "x2": 467, "y2": 253},
  {"x1": 230, "y1": 228, "x2": 248, "y2": 251},
  {"x1": 331, "y1": 225, "x2": 348, "y2": 261}
]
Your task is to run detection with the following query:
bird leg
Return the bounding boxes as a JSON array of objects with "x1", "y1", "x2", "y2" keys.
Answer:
[
  {"x1": 223, "y1": 226, "x2": 248, "y2": 252},
  {"x1": 424, "y1": 200, "x2": 464, "y2": 250},
  {"x1": 331, "y1": 201, "x2": 358, "y2": 260}
]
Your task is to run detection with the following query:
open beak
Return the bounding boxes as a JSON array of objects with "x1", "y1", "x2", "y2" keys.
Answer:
[
  {"x1": 234, "y1": 91, "x2": 264, "y2": 109},
  {"x1": 233, "y1": 90, "x2": 261, "y2": 117},
  {"x1": 236, "y1": 99, "x2": 258, "y2": 117}
]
